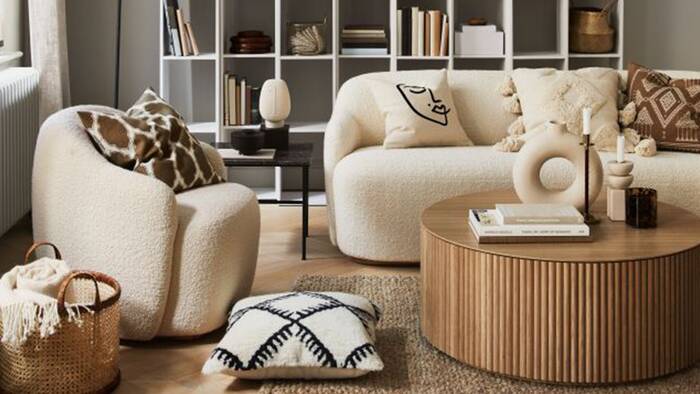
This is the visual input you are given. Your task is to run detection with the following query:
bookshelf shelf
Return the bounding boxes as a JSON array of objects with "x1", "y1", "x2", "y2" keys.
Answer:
[{"x1": 159, "y1": 0, "x2": 625, "y2": 196}]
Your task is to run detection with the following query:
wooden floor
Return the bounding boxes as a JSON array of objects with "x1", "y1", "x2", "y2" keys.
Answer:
[{"x1": 0, "y1": 205, "x2": 417, "y2": 393}]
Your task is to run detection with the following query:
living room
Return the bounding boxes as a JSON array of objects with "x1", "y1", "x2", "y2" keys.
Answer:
[{"x1": 1, "y1": 0, "x2": 699, "y2": 392}]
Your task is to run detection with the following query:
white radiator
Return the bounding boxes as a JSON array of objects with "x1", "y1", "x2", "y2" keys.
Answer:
[{"x1": 0, "y1": 67, "x2": 40, "y2": 236}]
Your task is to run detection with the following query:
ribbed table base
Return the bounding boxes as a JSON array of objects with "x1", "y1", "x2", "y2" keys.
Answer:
[{"x1": 421, "y1": 230, "x2": 700, "y2": 385}]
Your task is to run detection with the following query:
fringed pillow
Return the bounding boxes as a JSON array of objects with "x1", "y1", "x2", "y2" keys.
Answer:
[{"x1": 202, "y1": 292, "x2": 384, "y2": 380}]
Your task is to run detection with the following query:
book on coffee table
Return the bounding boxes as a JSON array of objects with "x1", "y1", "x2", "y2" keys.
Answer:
[{"x1": 468, "y1": 208, "x2": 592, "y2": 244}]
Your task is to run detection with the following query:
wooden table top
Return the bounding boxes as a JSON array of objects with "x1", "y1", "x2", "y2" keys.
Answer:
[{"x1": 421, "y1": 189, "x2": 700, "y2": 263}]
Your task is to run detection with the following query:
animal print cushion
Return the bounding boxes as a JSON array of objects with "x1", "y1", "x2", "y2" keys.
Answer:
[
  {"x1": 79, "y1": 88, "x2": 223, "y2": 192},
  {"x1": 628, "y1": 63, "x2": 700, "y2": 152},
  {"x1": 201, "y1": 292, "x2": 384, "y2": 379}
]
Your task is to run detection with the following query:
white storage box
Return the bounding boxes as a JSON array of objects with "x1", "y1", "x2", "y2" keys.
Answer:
[{"x1": 455, "y1": 25, "x2": 504, "y2": 56}]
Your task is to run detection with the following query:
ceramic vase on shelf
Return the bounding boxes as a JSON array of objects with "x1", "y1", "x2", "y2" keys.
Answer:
[
  {"x1": 259, "y1": 79, "x2": 291, "y2": 150},
  {"x1": 513, "y1": 121, "x2": 603, "y2": 211}
]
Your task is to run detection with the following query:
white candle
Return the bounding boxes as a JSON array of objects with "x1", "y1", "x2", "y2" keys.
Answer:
[
  {"x1": 582, "y1": 107, "x2": 592, "y2": 135},
  {"x1": 616, "y1": 133, "x2": 625, "y2": 163}
]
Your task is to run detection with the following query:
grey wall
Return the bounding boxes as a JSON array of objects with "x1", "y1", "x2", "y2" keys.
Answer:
[{"x1": 624, "y1": 0, "x2": 700, "y2": 70}]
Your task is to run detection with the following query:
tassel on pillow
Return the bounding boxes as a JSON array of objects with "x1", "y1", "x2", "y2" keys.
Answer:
[
  {"x1": 503, "y1": 94, "x2": 522, "y2": 115},
  {"x1": 493, "y1": 135, "x2": 524, "y2": 152},
  {"x1": 497, "y1": 76, "x2": 516, "y2": 96},
  {"x1": 507, "y1": 116, "x2": 525, "y2": 137},
  {"x1": 619, "y1": 102, "x2": 637, "y2": 127},
  {"x1": 635, "y1": 138, "x2": 658, "y2": 157}
]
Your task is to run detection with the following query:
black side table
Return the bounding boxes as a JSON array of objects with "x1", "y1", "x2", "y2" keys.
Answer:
[{"x1": 216, "y1": 143, "x2": 313, "y2": 260}]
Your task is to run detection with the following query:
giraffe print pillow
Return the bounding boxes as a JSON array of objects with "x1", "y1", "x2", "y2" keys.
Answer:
[
  {"x1": 79, "y1": 88, "x2": 223, "y2": 193},
  {"x1": 201, "y1": 292, "x2": 384, "y2": 379}
]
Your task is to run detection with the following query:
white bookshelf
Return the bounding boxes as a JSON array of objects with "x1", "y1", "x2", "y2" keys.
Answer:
[{"x1": 158, "y1": 0, "x2": 624, "y2": 194}]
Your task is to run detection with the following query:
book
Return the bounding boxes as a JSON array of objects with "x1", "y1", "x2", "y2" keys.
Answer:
[
  {"x1": 185, "y1": 22, "x2": 200, "y2": 56},
  {"x1": 235, "y1": 80, "x2": 241, "y2": 125},
  {"x1": 494, "y1": 204, "x2": 584, "y2": 225},
  {"x1": 417, "y1": 11, "x2": 425, "y2": 56},
  {"x1": 468, "y1": 209, "x2": 591, "y2": 244},
  {"x1": 170, "y1": 28, "x2": 183, "y2": 56},
  {"x1": 341, "y1": 47, "x2": 389, "y2": 56},
  {"x1": 175, "y1": 9, "x2": 191, "y2": 55},
  {"x1": 429, "y1": 10, "x2": 441, "y2": 57},
  {"x1": 240, "y1": 78, "x2": 247, "y2": 125},
  {"x1": 401, "y1": 8, "x2": 411, "y2": 56},
  {"x1": 411, "y1": 7, "x2": 419, "y2": 56},
  {"x1": 246, "y1": 85, "x2": 252, "y2": 125},
  {"x1": 228, "y1": 75, "x2": 237, "y2": 125},
  {"x1": 397, "y1": 9, "x2": 403, "y2": 56},
  {"x1": 439, "y1": 15, "x2": 448, "y2": 56},
  {"x1": 223, "y1": 72, "x2": 230, "y2": 125},
  {"x1": 251, "y1": 87, "x2": 262, "y2": 125},
  {"x1": 424, "y1": 11, "x2": 430, "y2": 56},
  {"x1": 162, "y1": 2, "x2": 175, "y2": 55}
]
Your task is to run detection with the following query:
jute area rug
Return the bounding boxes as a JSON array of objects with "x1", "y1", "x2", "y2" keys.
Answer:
[{"x1": 260, "y1": 275, "x2": 700, "y2": 393}]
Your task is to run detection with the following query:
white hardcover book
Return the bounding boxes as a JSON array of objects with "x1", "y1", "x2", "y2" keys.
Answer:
[
  {"x1": 495, "y1": 204, "x2": 584, "y2": 225},
  {"x1": 171, "y1": 28, "x2": 183, "y2": 56},
  {"x1": 397, "y1": 9, "x2": 403, "y2": 56},
  {"x1": 470, "y1": 210, "x2": 590, "y2": 237},
  {"x1": 439, "y1": 15, "x2": 448, "y2": 56},
  {"x1": 240, "y1": 78, "x2": 247, "y2": 125},
  {"x1": 411, "y1": 7, "x2": 419, "y2": 56},
  {"x1": 342, "y1": 47, "x2": 389, "y2": 56},
  {"x1": 417, "y1": 11, "x2": 425, "y2": 56}
]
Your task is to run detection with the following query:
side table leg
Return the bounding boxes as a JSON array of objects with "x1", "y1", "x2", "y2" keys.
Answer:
[{"x1": 302, "y1": 165, "x2": 309, "y2": 260}]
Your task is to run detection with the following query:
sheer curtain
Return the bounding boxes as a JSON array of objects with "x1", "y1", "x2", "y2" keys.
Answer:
[{"x1": 28, "y1": 0, "x2": 70, "y2": 121}]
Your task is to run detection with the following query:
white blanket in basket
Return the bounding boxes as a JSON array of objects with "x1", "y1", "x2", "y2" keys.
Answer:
[{"x1": 0, "y1": 258, "x2": 83, "y2": 345}]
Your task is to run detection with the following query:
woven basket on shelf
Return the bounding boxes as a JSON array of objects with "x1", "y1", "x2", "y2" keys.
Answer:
[{"x1": 0, "y1": 242, "x2": 122, "y2": 394}]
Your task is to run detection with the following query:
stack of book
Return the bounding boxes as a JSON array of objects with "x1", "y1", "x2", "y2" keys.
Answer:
[
  {"x1": 468, "y1": 203, "x2": 592, "y2": 243},
  {"x1": 341, "y1": 25, "x2": 388, "y2": 56},
  {"x1": 397, "y1": 7, "x2": 449, "y2": 57},
  {"x1": 163, "y1": 0, "x2": 200, "y2": 56},
  {"x1": 223, "y1": 74, "x2": 262, "y2": 126}
]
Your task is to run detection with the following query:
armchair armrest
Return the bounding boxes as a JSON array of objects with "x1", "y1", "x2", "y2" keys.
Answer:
[
  {"x1": 31, "y1": 107, "x2": 178, "y2": 340},
  {"x1": 324, "y1": 109, "x2": 364, "y2": 245}
]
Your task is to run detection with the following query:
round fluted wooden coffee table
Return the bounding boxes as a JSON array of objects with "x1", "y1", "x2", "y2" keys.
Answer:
[{"x1": 420, "y1": 190, "x2": 700, "y2": 385}]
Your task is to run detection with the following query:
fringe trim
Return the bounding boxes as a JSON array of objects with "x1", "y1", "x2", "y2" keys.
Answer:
[{"x1": 1, "y1": 301, "x2": 94, "y2": 346}]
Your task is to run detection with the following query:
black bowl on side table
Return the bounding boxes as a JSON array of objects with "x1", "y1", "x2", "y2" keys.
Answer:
[{"x1": 230, "y1": 129, "x2": 265, "y2": 155}]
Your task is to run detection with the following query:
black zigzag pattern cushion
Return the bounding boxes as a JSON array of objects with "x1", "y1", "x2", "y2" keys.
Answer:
[{"x1": 201, "y1": 292, "x2": 384, "y2": 379}]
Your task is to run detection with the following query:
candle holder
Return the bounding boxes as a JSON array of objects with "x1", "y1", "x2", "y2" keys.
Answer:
[
  {"x1": 581, "y1": 134, "x2": 599, "y2": 225},
  {"x1": 606, "y1": 160, "x2": 634, "y2": 221},
  {"x1": 626, "y1": 188, "x2": 657, "y2": 228}
]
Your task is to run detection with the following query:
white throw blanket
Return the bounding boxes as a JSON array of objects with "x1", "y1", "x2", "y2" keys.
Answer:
[{"x1": 0, "y1": 258, "x2": 84, "y2": 345}]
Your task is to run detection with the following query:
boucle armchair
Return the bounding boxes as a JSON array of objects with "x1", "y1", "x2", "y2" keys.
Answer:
[{"x1": 31, "y1": 106, "x2": 260, "y2": 340}]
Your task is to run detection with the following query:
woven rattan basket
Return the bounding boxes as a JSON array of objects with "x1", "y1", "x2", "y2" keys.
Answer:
[{"x1": 0, "y1": 242, "x2": 122, "y2": 394}]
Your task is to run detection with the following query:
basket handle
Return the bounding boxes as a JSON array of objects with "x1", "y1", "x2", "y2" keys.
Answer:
[
  {"x1": 24, "y1": 241, "x2": 62, "y2": 264},
  {"x1": 57, "y1": 271, "x2": 102, "y2": 314}
]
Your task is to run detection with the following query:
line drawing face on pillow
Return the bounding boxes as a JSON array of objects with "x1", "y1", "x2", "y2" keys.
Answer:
[{"x1": 396, "y1": 84, "x2": 451, "y2": 126}]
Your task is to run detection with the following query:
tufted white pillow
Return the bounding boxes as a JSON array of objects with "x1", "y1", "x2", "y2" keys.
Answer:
[
  {"x1": 511, "y1": 67, "x2": 620, "y2": 150},
  {"x1": 201, "y1": 292, "x2": 384, "y2": 379},
  {"x1": 370, "y1": 69, "x2": 473, "y2": 149}
]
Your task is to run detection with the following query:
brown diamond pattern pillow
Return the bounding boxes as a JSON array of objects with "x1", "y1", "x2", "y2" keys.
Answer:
[
  {"x1": 79, "y1": 88, "x2": 224, "y2": 193},
  {"x1": 627, "y1": 63, "x2": 700, "y2": 152}
]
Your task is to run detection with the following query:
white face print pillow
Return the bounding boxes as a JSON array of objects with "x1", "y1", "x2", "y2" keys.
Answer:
[{"x1": 371, "y1": 69, "x2": 472, "y2": 149}]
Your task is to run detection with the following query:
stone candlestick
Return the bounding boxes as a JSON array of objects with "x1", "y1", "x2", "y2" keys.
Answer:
[{"x1": 607, "y1": 160, "x2": 634, "y2": 221}]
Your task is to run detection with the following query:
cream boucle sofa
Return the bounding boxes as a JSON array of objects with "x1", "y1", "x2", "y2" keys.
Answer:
[
  {"x1": 325, "y1": 69, "x2": 700, "y2": 264},
  {"x1": 32, "y1": 106, "x2": 260, "y2": 340}
]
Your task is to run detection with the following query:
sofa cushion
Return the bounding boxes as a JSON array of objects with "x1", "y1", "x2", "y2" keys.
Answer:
[
  {"x1": 79, "y1": 88, "x2": 224, "y2": 193},
  {"x1": 333, "y1": 145, "x2": 700, "y2": 262},
  {"x1": 370, "y1": 69, "x2": 472, "y2": 149},
  {"x1": 512, "y1": 68, "x2": 620, "y2": 149},
  {"x1": 627, "y1": 63, "x2": 700, "y2": 152}
]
